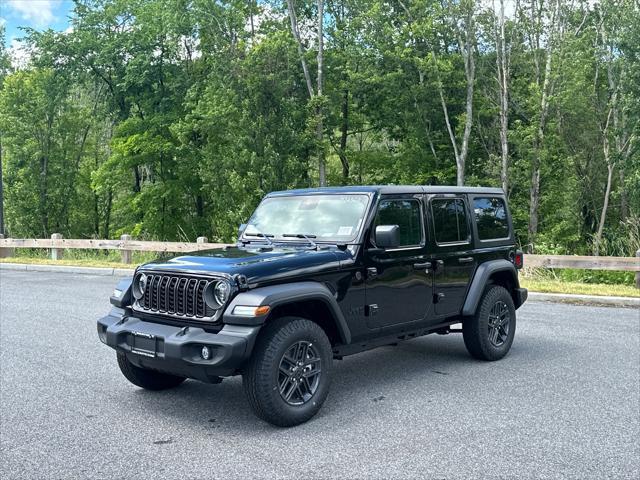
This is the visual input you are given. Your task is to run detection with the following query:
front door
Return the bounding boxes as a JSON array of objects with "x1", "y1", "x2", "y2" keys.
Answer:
[
  {"x1": 364, "y1": 195, "x2": 433, "y2": 330},
  {"x1": 428, "y1": 195, "x2": 476, "y2": 317}
]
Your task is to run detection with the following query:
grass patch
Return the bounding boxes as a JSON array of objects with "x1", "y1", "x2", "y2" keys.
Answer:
[
  {"x1": 520, "y1": 278, "x2": 639, "y2": 297},
  {"x1": 0, "y1": 257, "x2": 136, "y2": 269},
  {"x1": 1, "y1": 248, "x2": 158, "y2": 266}
]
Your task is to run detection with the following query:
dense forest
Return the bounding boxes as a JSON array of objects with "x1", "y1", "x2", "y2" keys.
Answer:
[{"x1": 0, "y1": 0, "x2": 638, "y2": 255}]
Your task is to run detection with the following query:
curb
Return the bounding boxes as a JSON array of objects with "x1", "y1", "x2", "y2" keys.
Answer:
[
  {"x1": 0, "y1": 262, "x2": 134, "y2": 277},
  {"x1": 1, "y1": 262, "x2": 638, "y2": 308},
  {"x1": 528, "y1": 291, "x2": 639, "y2": 308}
]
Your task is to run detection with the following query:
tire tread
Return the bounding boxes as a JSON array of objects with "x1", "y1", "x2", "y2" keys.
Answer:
[
  {"x1": 243, "y1": 316, "x2": 332, "y2": 427},
  {"x1": 463, "y1": 285, "x2": 516, "y2": 361}
]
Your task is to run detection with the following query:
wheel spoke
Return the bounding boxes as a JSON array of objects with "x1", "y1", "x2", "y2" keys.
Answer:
[
  {"x1": 283, "y1": 379, "x2": 298, "y2": 401},
  {"x1": 283, "y1": 351, "x2": 296, "y2": 366},
  {"x1": 305, "y1": 357, "x2": 321, "y2": 366},
  {"x1": 498, "y1": 325, "x2": 508, "y2": 339},
  {"x1": 279, "y1": 376, "x2": 292, "y2": 394},
  {"x1": 302, "y1": 368, "x2": 320, "y2": 378},
  {"x1": 300, "y1": 342, "x2": 310, "y2": 361},
  {"x1": 300, "y1": 377, "x2": 312, "y2": 396},
  {"x1": 489, "y1": 326, "x2": 499, "y2": 345},
  {"x1": 292, "y1": 343, "x2": 302, "y2": 362}
]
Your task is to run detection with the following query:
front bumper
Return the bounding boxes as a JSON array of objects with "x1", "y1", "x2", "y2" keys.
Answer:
[{"x1": 97, "y1": 308, "x2": 261, "y2": 381}]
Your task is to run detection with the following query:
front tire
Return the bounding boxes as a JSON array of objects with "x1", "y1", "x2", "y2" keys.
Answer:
[
  {"x1": 243, "y1": 317, "x2": 332, "y2": 427},
  {"x1": 463, "y1": 285, "x2": 516, "y2": 361},
  {"x1": 117, "y1": 352, "x2": 186, "y2": 390}
]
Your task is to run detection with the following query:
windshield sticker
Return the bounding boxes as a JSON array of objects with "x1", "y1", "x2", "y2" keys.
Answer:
[{"x1": 337, "y1": 226, "x2": 353, "y2": 236}]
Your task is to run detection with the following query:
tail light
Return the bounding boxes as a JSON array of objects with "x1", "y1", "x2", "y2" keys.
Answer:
[{"x1": 514, "y1": 250, "x2": 524, "y2": 269}]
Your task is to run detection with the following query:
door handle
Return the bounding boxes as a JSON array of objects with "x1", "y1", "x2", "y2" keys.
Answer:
[
  {"x1": 413, "y1": 262, "x2": 432, "y2": 270},
  {"x1": 458, "y1": 257, "x2": 474, "y2": 264}
]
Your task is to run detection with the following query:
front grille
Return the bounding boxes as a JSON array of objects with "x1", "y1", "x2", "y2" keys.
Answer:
[{"x1": 134, "y1": 273, "x2": 219, "y2": 321}]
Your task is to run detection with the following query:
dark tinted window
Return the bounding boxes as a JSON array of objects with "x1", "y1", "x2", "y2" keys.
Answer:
[
  {"x1": 431, "y1": 198, "x2": 469, "y2": 244},
  {"x1": 374, "y1": 199, "x2": 422, "y2": 246},
  {"x1": 473, "y1": 197, "x2": 509, "y2": 240}
]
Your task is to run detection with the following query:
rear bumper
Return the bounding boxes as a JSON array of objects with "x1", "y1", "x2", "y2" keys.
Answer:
[
  {"x1": 514, "y1": 287, "x2": 528, "y2": 309},
  {"x1": 97, "y1": 308, "x2": 261, "y2": 381}
]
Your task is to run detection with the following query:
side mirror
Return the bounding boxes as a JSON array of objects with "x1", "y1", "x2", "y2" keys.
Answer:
[{"x1": 375, "y1": 225, "x2": 400, "y2": 249}]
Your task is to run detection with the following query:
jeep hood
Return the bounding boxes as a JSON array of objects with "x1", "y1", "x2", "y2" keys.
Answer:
[{"x1": 140, "y1": 245, "x2": 352, "y2": 284}]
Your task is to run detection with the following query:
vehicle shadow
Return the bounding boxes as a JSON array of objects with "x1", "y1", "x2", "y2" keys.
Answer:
[{"x1": 125, "y1": 332, "x2": 548, "y2": 431}]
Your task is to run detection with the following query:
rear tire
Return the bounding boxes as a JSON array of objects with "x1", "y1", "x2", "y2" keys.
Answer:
[
  {"x1": 117, "y1": 352, "x2": 186, "y2": 390},
  {"x1": 463, "y1": 285, "x2": 516, "y2": 361},
  {"x1": 243, "y1": 317, "x2": 332, "y2": 427}
]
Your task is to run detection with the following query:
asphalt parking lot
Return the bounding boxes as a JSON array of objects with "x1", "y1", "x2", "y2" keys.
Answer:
[{"x1": 1, "y1": 269, "x2": 638, "y2": 479}]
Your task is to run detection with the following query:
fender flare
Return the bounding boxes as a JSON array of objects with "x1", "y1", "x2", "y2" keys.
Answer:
[
  {"x1": 222, "y1": 282, "x2": 352, "y2": 344},
  {"x1": 110, "y1": 277, "x2": 133, "y2": 308},
  {"x1": 461, "y1": 260, "x2": 519, "y2": 316}
]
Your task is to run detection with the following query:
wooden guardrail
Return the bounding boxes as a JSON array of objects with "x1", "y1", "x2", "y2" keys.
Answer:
[
  {"x1": 0, "y1": 233, "x2": 230, "y2": 263},
  {"x1": 1, "y1": 234, "x2": 639, "y2": 286},
  {"x1": 524, "y1": 254, "x2": 640, "y2": 271}
]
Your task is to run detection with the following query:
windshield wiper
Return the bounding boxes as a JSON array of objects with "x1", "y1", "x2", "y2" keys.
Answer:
[
  {"x1": 282, "y1": 233, "x2": 317, "y2": 248},
  {"x1": 243, "y1": 226, "x2": 274, "y2": 246}
]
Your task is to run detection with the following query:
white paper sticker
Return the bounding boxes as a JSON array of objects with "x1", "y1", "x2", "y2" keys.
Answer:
[{"x1": 337, "y1": 226, "x2": 353, "y2": 236}]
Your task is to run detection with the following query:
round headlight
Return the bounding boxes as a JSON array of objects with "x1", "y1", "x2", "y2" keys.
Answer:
[
  {"x1": 133, "y1": 273, "x2": 147, "y2": 299},
  {"x1": 214, "y1": 281, "x2": 231, "y2": 305}
]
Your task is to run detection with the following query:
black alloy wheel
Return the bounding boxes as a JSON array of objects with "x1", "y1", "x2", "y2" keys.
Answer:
[
  {"x1": 278, "y1": 341, "x2": 322, "y2": 406},
  {"x1": 487, "y1": 300, "x2": 511, "y2": 347}
]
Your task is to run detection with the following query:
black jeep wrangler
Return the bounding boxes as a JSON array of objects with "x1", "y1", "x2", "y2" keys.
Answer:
[{"x1": 98, "y1": 186, "x2": 527, "y2": 426}]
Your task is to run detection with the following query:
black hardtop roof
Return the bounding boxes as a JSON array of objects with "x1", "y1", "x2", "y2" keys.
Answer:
[{"x1": 267, "y1": 185, "x2": 505, "y2": 196}]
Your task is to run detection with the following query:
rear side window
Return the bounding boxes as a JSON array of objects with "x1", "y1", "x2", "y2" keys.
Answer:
[
  {"x1": 473, "y1": 197, "x2": 509, "y2": 240},
  {"x1": 431, "y1": 198, "x2": 469, "y2": 244},
  {"x1": 374, "y1": 199, "x2": 423, "y2": 247}
]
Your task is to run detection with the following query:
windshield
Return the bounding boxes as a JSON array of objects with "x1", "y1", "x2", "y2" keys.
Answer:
[{"x1": 244, "y1": 194, "x2": 370, "y2": 243}]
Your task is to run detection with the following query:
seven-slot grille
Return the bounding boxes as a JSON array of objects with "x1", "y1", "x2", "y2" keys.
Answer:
[{"x1": 135, "y1": 273, "x2": 217, "y2": 320}]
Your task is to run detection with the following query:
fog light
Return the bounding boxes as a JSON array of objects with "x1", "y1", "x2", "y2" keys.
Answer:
[{"x1": 201, "y1": 345, "x2": 211, "y2": 360}]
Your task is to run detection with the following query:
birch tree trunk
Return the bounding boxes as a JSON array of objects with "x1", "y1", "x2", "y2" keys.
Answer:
[
  {"x1": 316, "y1": 0, "x2": 326, "y2": 186},
  {"x1": 286, "y1": 0, "x2": 326, "y2": 186},
  {"x1": 593, "y1": 10, "x2": 636, "y2": 254},
  {"x1": 286, "y1": 0, "x2": 314, "y2": 98},
  {"x1": 437, "y1": 1, "x2": 476, "y2": 186},
  {"x1": 494, "y1": 0, "x2": 512, "y2": 193},
  {"x1": 527, "y1": 0, "x2": 559, "y2": 251}
]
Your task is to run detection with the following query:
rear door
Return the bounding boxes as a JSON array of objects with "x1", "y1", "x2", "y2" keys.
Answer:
[
  {"x1": 364, "y1": 195, "x2": 433, "y2": 330},
  {"x1": 428, "y1": 195, "x2": 476, "y2": 317}
]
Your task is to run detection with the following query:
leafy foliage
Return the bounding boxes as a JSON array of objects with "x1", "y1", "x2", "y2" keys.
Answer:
[{"x1": 0, "y1": 0, "x2": 637, "y2": 255}]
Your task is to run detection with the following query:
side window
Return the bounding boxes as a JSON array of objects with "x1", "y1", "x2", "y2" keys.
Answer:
[
  {"x1": 374, "y1": 199, "x2": 423, "y2": 247},
  {"x1": 431, "y1": 198, "x2": 469, "y2": 244},
  {"x1": 473, "y1": 197, "x2": 510, "y2": 240}
]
